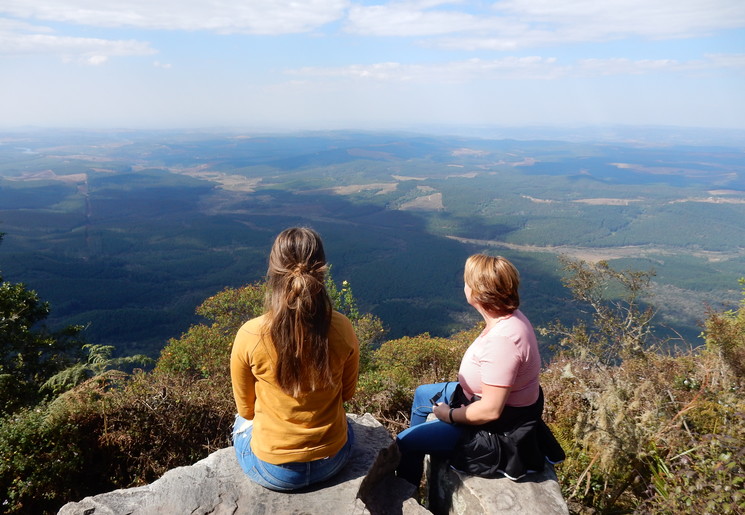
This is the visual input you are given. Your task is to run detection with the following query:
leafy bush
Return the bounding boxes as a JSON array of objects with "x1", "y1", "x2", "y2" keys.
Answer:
[
  {"x1": 42, "y1": 344, "x2": 152, "y2": 395},
  {"x1": 541, "y1": 257, "x2": 656, "y2": 364},
  {"x1": 641, "y1": 414, "x2": 745, "y2": 514},
  {"x1": 156, "y1": 282, "x2": 265, "y2": 378},
  {"x1": 702, "y1": 277, "x2": 745, "y2": 383},
  {"x1": 540, "y1": 262, "x2": 745, "y2": 513},
  {"x1": 0, "y1": 369, "x2": 234, "y2": 513},
  {"x1": 0, "y1": 272, "x2": 84, "y2": 415},
  {"x1": 0, "y1": 405, "x2": 99, "y2": 514},
  {"x1": 347, "y1": 327, "x2": 479, "y2": 432},
  {"x1": 325, "y1": 269, "x2": 387, "y2": 372}
]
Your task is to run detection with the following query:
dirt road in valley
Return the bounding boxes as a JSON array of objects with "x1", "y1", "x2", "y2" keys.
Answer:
[{"x1": 446, "y1": 236, "x2": 743, "y2": 263}]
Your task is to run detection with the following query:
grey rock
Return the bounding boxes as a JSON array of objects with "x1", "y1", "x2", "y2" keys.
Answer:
[
  {"x1": 57, "y1": 413, "x2": 567, "y2": 515},
  {"x1": 58, "y1": 413, "x2": 424, "y2": 515},
  {"x1": 427, "y1": 455, "x2": 569, "y2": 515}
]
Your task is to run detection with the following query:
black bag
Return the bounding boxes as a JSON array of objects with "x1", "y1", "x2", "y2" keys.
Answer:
[
  {"x1": 448, "y1": 388, "x2": 564, "y2": 480},
  {"x1": 450, "y1": 426, "x2": 504, "y2": 477},
  {"x1": 448, "y1": 383, "x2": 474, "y2": 409}
]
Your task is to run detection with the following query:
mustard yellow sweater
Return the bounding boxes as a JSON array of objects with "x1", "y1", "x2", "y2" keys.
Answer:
[{"x1": 230, "y1": 311, "x2": 359, "y2": 464}]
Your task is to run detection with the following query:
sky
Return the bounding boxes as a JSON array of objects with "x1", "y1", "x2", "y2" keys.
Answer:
[{"x1": 1, "y1": 0, "x2": 744, "y2": 131}]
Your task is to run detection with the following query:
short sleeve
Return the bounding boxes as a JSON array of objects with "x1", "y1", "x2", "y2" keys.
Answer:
[{"x1": 479, "y1": 334, "x2": 521, "y2": 388}]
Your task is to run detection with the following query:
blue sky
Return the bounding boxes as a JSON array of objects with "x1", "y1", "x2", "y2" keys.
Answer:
[{"x1": 1, "y1": 0, "x2": 744, "y2": 131}]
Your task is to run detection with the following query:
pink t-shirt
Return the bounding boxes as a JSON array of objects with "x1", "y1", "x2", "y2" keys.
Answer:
[{"x1": 457, "y1": 309, "x2": 541, "y2": 407}]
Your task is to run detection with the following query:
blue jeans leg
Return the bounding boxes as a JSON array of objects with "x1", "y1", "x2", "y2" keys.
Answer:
[
  {"x1": 397, "y1": 381, "x2": 463, "y2": 485},
  {"x1": 232, "y1": 415, "x2": 355, "y2": 491},
  {"x1": 409, "y1": 381, "x2": 459, "y2": 426}
]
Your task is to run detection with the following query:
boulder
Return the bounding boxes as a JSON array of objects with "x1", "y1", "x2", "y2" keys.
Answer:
[
  {"x1": 427, "y1": 455, "x2": 568, "y2": 515},
  {"x1": 58, "y1": 413, "x2": 427, "y2": 515},
  {"x1": 57, "y1": 413, "x2": 568, "y2": 515}
]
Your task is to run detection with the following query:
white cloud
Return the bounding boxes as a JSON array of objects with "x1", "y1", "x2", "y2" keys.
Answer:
[
  {"x1": 0, "y1": 17, "x2": 156, "y2": 62},
  {"x1": 345, "y1": 0, "x2": 745, "y2": 48},
  {"x1": 577, "y1": 58, "x2": 682, "y2": 76},
  {"x1": 704, "y1": 53, "x2": 745, "y2": 69},
  {"x1": 494, "y1": 0, "x2": 745, "y2": 37},
  {"x1": 576, "y1": 54, "x2": 745, "y2": 75},
  {"x1": 0, "y1": 0, "x2": 349, "y2": 34},
  {"x1": 0, "y1": 17, "x2": 53, "y2": 33},
  {"x1": 345, "y1": 2, "x2": 507, "y2": 36},
  {"x1": 84, "y1": 55, "x2": 109, "y2": 66},
  {"x1": 288, "y1": 56, "x2": 566, "y2": 82},
  {"x1": 287, "y1": 53, "x2": 745, "y2": 83}
]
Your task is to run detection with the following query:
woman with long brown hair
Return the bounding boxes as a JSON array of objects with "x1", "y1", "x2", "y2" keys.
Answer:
[{"x1": 231, "y1": 227, "x2": 359, "y2": 491}]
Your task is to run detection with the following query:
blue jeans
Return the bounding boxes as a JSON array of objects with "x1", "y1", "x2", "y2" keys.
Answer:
[
  {"x1": 395, "y1": 382, "x2": 464, "y2": 485},
  {"x1": 232, "y1": 415, "x2": 355, "y2": 491}
]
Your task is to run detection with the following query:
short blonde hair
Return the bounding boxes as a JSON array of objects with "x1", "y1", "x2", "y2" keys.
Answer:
[{"x1": 463, "y1": 254, "x2": 520, "y2": 315}]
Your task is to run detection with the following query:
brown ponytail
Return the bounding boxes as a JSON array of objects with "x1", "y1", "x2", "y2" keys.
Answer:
[{"x1": 264, "y1": 227, "x2": 333, "y2": 396}]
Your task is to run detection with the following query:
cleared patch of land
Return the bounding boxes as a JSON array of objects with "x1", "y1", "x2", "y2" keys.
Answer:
[
  {"x1": 446, "y1": 172, "x2": 478, "y2": 178},
  {"x1": 572, "y1": 198, "x2": 643, "y2": 206},
  {"x1": 391, "y1": 174, "x2": 427, "y2": 181},
  {"x1": 451, "y1": 148, "x2": 490, "y2": 157},
  {"x1": 668, "y1": 197, "x2": 745, "y2": 205},
  {"x1": 6, "y1": 170, "x2": 87, "y2": 183},
  {"x1": 328, "y1": 183, "x2": 399, "y2": 195},
  {"x1": 400, "y1": 192, "x2": 444, "y2": 211},
  {"x1": 708, "y1": 189, "x2": 743, "y2": 195},
  {"x1": 156, "y1": 165, "x2": 262, "y2": 192}
]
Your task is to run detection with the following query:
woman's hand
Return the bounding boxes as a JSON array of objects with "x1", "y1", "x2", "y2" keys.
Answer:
[
  {"x1": 433, "y1": 384, "x2": 512, "y2": 425},
  {"x1": 433, "y1": 402, "x2": 453, "y2": 423}
]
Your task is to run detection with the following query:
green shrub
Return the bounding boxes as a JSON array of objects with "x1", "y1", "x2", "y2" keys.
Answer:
[
  {"x1": 702, "y1": 277, "x2": 745, "y2": 384},
  {"x1": 0, "y1": 382, "x2": 113, "y2": 513},
  {"x1": 156, "y1": 282, "x2": 265, "y2": 378},
  {"x1": 348, "y1": 327, "x2": 479, "y2": 431},
  {"x1": 641, "y1": 414, "x2": 745, "y2": 514},
  {"x1": 539, "y1": 270, "x2": 745, "y2": 513},
  {"x1": 0, "y1": 273, "x2": 84, "y2": 415},
  {"x1": 0, "y1": 369, "x2": 234, "y2": 514}
]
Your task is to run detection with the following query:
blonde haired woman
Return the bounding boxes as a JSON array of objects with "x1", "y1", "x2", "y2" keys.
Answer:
[
  {"x1": 231, "y1": 227, "x2": 359, "y2": 491},
  {"x1": 396, "y1": 254, "x2": 563, "y2": 484}
]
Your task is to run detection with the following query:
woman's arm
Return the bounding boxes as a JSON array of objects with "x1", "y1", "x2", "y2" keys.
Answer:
[
  {"x1": 230, "y1": 331, "x2": 257, "y2": 420},
  {"x1": 433, "y1": 383, "x2": 511, "y2": 425},
  {"x1": 341, "y1": 345, "x2": 360, "y2": 402},
  {"x1": 341, "y1": 322, "x2": 360, "y2": 402}
]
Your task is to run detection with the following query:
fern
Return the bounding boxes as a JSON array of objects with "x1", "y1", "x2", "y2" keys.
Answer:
[{"x1": 42, "y1": 344, "x2": 152, "y2": 395}]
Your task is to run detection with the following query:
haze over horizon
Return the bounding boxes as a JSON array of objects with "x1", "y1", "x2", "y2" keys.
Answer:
[{"x1": 1, "y1": 0, "x2": 744, "y2": 131}]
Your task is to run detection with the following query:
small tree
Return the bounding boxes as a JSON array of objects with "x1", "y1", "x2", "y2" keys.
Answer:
[
  {"x1": 0, "y1": 273, "x2": 84, "y2": 415},
  {"x1": 326, "y1": 268, "x2": 386, "y2": 372},
  {"x1": 539, "y1": 257, "x2": 664, "y2": 511},
  {"x1": 156, "y1": 282, "x2": 266, "y2": 378},
  {"x1": 542, "y1": 256, "x2": 656, "y2": 364}
]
